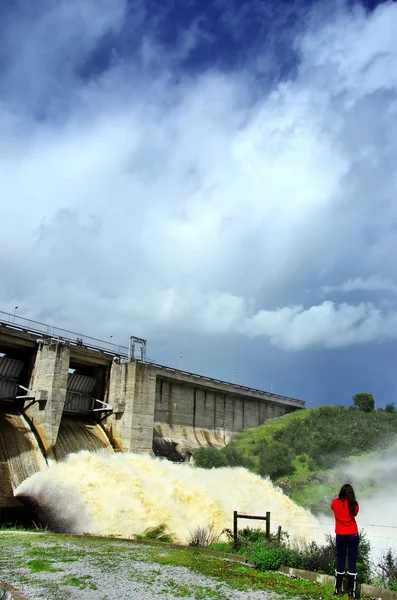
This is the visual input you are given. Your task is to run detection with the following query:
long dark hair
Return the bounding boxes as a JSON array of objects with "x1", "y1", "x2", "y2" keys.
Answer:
[{"x1": 338, "y1": 484, "x2": 357, "y2": 516}]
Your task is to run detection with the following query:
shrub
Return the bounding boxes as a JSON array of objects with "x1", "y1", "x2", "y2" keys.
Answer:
[
  {"x1": 375, "y1": 549, "x2": 397, "y2": 591},
  {"x1": 249, "y1": 540, "x2": 304, "y2": 571},
  {"x1": 221, "y1": 445, "x2": 254, "y2": 468},
  {"x1": 356, "y1": 530, "x2": 372, "y2": 583},
  {"x1": 385, "y1": 403, "x2": 395, "y2": 413},
  {"x1": 298, "y1": 539, "x2": 335, "y2": 574},
  {"x1": 235, "y1": 527, "x2": 268, "y2": 548},
  {"x1": 135, "y1": 524, "x2": 173, "y2": 543},
  {"x1": 248, "y1": 530, "x2": 371, "y2": 581},
  {"x1": 295, "y1": 532, "x2": 371, "y2": 581},
  {"x1": 193, "y1": 447, "x2": 228, "y2": 469},
  {"x1": 188, "y1": 522, "x2": 220, "y2": 547},
  {"x1": 221, "y1": 527, "x2": 278, "y2": 554}
]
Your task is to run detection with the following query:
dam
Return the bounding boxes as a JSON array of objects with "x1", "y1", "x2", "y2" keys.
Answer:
[{"x1": 0, "y1": 309, "x2": 304, "y2": 518}]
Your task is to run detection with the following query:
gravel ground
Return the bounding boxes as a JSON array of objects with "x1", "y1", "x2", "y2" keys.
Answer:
[{"x1": 0, "y1": 533, "x2": 279, "y2": 600}]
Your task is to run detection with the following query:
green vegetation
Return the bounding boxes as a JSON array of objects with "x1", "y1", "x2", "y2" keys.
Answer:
[
  {"x1": 26, "y1": 557, "x2": 57, "y2": 573},
  {"x1": 374, "y1": 549, "x2": 397, "y2": 591},
  {"x1": 193, "y1": 405, "x2": 397, "y2": 513},
  {"x1": 194, "y1": 447, "x2": 229, "y2": 469},
  {"x1": 205, "y1": 526, "x2": 371, "y2": 583},
  {"x1": 135, "y1": 524, "x2": 174, "y2": 543},
  {"x1": 62, "y1": 575, "x2": 98, "y2": 590}
]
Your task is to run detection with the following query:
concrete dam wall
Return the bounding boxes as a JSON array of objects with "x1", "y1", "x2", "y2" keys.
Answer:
[{"x1": 0, "y1": 311, "x2": 305, "y2": 513}]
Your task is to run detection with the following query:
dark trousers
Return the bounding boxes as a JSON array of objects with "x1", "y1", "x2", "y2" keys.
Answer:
[{"x1": 336, "y1": 533, "x2": 359, "y2": 573}]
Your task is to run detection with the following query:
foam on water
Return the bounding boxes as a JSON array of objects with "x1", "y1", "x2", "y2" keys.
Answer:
[{"x1": 16, "y1": 452, "x2": 319, "y2": 543}]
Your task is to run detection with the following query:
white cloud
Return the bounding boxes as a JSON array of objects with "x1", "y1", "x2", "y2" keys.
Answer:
[
  {"x1": 322, "y1": 275, "x2": 397, "y2": 295},
  {"x1": 1, "y1": 0, "x2": 397, "y2": 359}
]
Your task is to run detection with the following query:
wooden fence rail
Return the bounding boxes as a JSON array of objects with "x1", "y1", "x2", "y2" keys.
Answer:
[{"x1": 233, "y1": 510, "x2": 271, "y2": 548}]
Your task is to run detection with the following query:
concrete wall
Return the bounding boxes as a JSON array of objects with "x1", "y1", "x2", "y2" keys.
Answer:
[
  {"x1": 103, "y1": 361, "x2": 156, "y2": 453},
  {"x1": 154, "y1": 379, "x2": 272, "y2": 430},
  {"x1": 151, "y1": 369, "x2": 298, "y2": 455},
  {"x1": 26, "y1": 343, "x2": 70, "y2": 453}
]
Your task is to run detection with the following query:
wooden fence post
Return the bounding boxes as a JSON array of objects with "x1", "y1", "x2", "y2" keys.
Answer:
[
  {"x1": 266, "y1": 511, "x2": 271, "y2": 540},
  {"x1": 277, "y1": 525, "x2": 282, "y2": 543},
  {"x1": 233, "y1": 510, "x2": 238, "y2": 549}
]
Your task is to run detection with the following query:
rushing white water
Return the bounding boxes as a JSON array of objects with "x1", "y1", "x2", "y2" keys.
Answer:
[{"x1": 15, "y1": 452, "x2": 319, "y2": 544}]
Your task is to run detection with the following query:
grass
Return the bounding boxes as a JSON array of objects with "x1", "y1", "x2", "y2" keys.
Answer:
[
  {"x1": 26, "y1": 558, "x2": 57, "y2": 573},
  {"x1": 0, "y1": 530, "x2": 339, "y2": 599},
  {"x1": 144, "y1": 546, "x2": 336, "y2": 599},
  {"x1": 62, "y1": 574, "x2": 98, "y2": 590}
]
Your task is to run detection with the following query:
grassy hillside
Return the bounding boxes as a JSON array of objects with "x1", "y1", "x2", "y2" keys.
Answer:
[{"x1": 195, "y1": 406, "x2": 397, "y2": 514}]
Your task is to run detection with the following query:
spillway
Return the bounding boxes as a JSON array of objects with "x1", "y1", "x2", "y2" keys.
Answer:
[
  {"x1": 48, "y1": 416, "x2": 114, "y2": 463},
  {"x1": 0, "y1": 409, "x2": 46, "y2": 507},
  {"x1": 0, "y1": 409, "x2": 113, "y2": 522}
]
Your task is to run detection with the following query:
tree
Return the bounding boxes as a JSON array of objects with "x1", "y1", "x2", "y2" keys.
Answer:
[
  {"x1": 385, "y1": 403, "x2": 396, "y2": 413},
  {"x1": 352, "y1": 392, "x2": 375, "y2": 413}
]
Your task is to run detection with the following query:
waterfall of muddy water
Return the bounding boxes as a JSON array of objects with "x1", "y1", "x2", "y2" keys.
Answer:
[
  {"x1": 47, "y1": 417, "x2": 114, "y2": 464},
  {"x1": 15, "y1": 453, "x2": 320, "y2": 543},
  {"x1": 0, "y1": 410, "x2": 47, "y2": 504}
]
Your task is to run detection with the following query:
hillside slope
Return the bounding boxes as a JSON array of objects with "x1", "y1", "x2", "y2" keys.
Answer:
[{"x1": 207, "y1": 406, "x2": 397, "y2": 514}]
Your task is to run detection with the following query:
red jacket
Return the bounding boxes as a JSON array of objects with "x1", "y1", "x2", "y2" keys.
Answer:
[{"x1": 331, "y1": 498, "x2": 359, "y2": 534}]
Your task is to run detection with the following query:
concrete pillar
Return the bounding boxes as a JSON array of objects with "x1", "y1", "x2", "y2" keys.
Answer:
[
  {"x1": 104, "y1": 361, "x2": 156, "y2": 454},
  {"x1": 26, "y1": 343, "x2": 70, "y2": 454}
]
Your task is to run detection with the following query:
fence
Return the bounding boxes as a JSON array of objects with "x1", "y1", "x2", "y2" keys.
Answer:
[{"x1": 233, "y1": 510, "x2": 271, "y2": 548}]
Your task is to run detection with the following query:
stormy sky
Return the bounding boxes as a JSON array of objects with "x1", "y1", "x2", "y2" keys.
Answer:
[{"x1": 0, "y1": 0, "x2": 396, "y2": 408}]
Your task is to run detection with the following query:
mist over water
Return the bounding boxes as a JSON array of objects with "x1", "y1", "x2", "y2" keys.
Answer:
[
  {"x1": 15, "y1": 453, "x2": 319, "y2": 544},
  {"x1": 339, "y1": 447, "x2": 397, "y2": 559}
]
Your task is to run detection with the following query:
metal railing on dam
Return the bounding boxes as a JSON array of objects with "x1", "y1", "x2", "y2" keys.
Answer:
[{"x1": 0, "y1": 310, "x2": 129, "y2": 357}]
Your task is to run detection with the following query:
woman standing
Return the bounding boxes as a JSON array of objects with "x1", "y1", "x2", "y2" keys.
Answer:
[{"x1": 331, "y1": 484, "x2": 359, "y2": 597}]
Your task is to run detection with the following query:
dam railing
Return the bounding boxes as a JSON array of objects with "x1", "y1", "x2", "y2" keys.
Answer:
[{"x1": 0, "y1": 310, "x2": 130, "y2": 357}]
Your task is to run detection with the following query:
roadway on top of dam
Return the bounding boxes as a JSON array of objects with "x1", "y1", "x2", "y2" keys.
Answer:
[{"x1": 0, "y1": 310, "x2": 304, "y2": 406}]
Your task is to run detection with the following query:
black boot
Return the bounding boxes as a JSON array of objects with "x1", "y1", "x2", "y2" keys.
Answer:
[
  {"x1": 347, "y1": 572, "x2": 358, "y2": 598},
  {"x1": 334, "y1": 571, "x2": 345, "y2": 595}
]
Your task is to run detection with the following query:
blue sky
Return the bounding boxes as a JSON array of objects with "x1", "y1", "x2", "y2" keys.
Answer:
[{"x1": 0, "y1": 0, "x2": 396, "y2": 408}]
